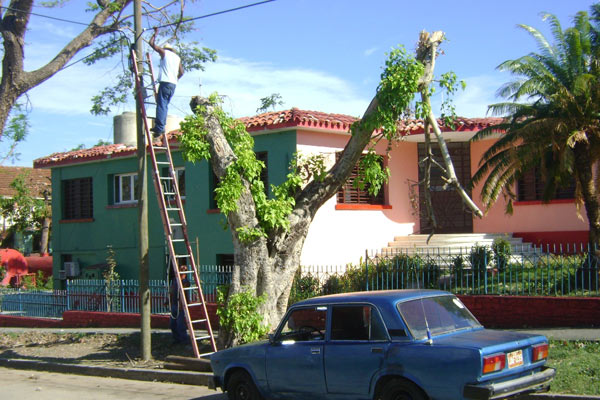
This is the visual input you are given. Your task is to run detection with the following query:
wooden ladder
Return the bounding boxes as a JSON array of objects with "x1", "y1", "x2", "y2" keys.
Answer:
[{"x1": 130, "y1": 48, "x2": 217, "y2": 357}]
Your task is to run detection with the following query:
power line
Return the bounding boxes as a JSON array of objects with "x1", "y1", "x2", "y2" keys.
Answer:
[
  {"x1": 152, "y1": 0, "x2": 277, "y2": 29},
  {"x1": 0, "y1": 5, "x2": 89, "y2": 26}
]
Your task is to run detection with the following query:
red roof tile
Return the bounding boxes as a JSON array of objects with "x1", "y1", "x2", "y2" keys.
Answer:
[
  {"x1": 0, "y1": 167, "x2": 51, "y2": 198},
  {"x1": 33, "y1": 110, "x2": 502, "y2": 168}
]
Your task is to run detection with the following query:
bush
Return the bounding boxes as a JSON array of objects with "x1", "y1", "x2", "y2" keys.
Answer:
[
  {"x1": 470, "y1": 244, "x2": 492, "y2": 275},
  {"x1": 216, "y1": 285, "x2": 269, "y2": 345},
  {"x1": 288, "y1": 271, "x2": 321, "y2": 305},
  {"x1": 492, "y1": 237, "x2": 512, "y2": 272}
]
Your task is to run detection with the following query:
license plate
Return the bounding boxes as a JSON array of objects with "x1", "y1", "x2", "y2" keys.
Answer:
[{"x1": 508, "y1": 350, "x2": 524, "y2": 368}]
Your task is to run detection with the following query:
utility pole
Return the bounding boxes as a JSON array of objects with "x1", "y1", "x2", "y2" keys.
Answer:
[{"x1": 134, "y1": 0, "x2": 151, "y2": 361}]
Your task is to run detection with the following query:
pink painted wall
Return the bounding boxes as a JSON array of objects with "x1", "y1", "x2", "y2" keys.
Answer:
[
  {"x1": 470, "y1": 139, "x2": 589, "y2": 235},
  {"x1": 296, "y1": 130, "x2": 419, "y2": 265}
]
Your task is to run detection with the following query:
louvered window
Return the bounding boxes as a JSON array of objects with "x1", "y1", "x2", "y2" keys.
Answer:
[
  {"x1": 517, "y1": 168, "x2": 575, "y2": 201},
  {"x1": 63, "y1": 177, "x2": 93, "y2": 220},
  {"x1": 336, "y1": 153, "x2": 385, "y2": 205}
]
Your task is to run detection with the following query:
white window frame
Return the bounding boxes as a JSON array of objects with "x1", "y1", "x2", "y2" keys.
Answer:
[{"x1": 115, "y1": 173, "x2": 138, "y2": 204}]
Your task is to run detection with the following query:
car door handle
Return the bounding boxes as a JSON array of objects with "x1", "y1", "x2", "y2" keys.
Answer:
[
  {"x1": 311, "y1": 347, "x2": 321, "y2": 354},
  {"x1": 371, "y1": 347, "x2": 383, "y2": 354}
]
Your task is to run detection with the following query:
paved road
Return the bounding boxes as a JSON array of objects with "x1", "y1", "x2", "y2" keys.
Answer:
[{"x1": 0, "y1": 367, "x2": 227, "y2": 400}]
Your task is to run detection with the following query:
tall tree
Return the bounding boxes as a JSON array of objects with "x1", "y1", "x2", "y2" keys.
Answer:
[
  {"x1": 181, "y1": 31, "x2": 479, "y2": 347},
  {"x1": 471, "y1": 6, "x2": 600, "y2": 248},
  {"x1": 0, "y1": 0, "x2": 216, "y2": 138}
]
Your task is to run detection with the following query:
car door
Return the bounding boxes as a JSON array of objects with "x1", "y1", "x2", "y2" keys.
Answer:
[
  {"x1": 324, "y1": 304, "x2": 390, "y2": 397},
  {"x1": 266, "y1": 306, "x2": 328, "y2": 398}
]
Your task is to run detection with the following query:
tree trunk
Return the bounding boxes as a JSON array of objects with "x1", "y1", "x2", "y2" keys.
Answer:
[
  {"x1": 573, "y1": 141, "x2": 600, "y2": 249},
  {"x1": 39, "y1": 217, "x2": 50, "y2": 255},
  {"x1": 416, "y1": 31, "x2": 483, "y2": 219}
]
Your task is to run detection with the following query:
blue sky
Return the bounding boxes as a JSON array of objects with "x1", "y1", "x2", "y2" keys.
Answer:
[{"x1": 2, "y1": 0, "x2": 596, "y2": 167}]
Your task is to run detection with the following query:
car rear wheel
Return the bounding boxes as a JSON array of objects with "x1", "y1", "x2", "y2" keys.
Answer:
[
  {"x1": 380, "y1": 378, "x2": 425, "y2": 400},
  {"x1": 226, "y1": 370, "x2": 263, "y2": 400}
]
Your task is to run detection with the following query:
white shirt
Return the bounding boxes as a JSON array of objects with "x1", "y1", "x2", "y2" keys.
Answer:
[{"x1": 158, "y1": 50, "x2": 181, "y2": 84}]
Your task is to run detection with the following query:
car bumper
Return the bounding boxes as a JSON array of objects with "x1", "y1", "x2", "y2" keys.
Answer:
[{"x1": 463, "y1": 366, "x2": 556, "y2": 400}]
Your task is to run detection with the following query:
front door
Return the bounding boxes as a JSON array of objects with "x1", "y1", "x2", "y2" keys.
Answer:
[
  {"x1": 418, "y1": 142, "x2": 473, "y2": 233},
  {"x1": 324, "y1": 305, "x2": 389, "y2": 397},
  {"x1": 265, "y1": 306, "x2": 328, "y2": 398}
]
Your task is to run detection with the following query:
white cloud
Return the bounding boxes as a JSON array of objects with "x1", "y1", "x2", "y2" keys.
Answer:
[
  {"x1": 364, "y1": 47, "x2": 378, "y2": 57},
  {"x1": 453, "y1": 74, "x2": 505, "y2": 118},
  {"x1": 173, "y1": 57, "x2": 370, "y2": 118}
]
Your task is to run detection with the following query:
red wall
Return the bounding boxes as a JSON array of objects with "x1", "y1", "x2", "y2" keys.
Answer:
[
  {"x1": 0, "y1": 304, "x2": 219, "y2": 329},
  {"x1": 0, "y1": 298, "x2": 598, "y2": 330},
  {"x1": 458, "y1": 295, "x2": 600, "y2": 328},
  {"x1": 513, "y1": 231, "x2": 589, "y2": 252}
]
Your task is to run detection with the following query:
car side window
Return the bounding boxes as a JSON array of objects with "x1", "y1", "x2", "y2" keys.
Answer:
[
  {"x1": 277, "y1": 307, "x2": 327, "y2": 342},
  {"x1": 331, "y1": 305, "x2": 388, "y2": 341}
]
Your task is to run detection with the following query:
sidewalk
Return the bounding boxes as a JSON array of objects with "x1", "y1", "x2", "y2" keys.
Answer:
[{"x1": 0, "y1": 326, "x2": 598, "y2": 399}]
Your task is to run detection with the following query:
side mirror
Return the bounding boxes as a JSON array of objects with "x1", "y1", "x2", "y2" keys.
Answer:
[{"x1": 268, "y1": 334, "x2": 276, "y2": 344}]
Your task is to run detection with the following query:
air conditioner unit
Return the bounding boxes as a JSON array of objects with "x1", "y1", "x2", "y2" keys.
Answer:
[
  {"x1": 58, "y1": 270, "x2": 67, "y2": 280},
  {"x1": 64, "y1": 262, "x2": 80, "y2": 277}
]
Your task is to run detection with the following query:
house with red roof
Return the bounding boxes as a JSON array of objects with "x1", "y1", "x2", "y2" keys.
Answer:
[{"x1": 34, "y1": 110, "x2": 588, "y2": 285}]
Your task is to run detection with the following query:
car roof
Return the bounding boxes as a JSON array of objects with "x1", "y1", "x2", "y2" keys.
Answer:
[{"x1": 292, "y1": 289, "x2": 450, "y2": 308}]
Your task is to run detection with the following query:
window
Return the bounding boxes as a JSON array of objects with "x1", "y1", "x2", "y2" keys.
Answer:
[
  {"x1": 209, "y1": 152, "x2": 267, "y2": 209},
  {"x1": 336, "y1": 153, "x2": 385, "y2": 205},
  {"x1": 517, "y1": 168, "x2": 575, "y2": 202},
  {"x1": 114, "y1": 173, "x2": 138, "y2": 204},
  {"x1": 63, "y1": 177, "x2": 93, "y2": 220},
  {"x1": 330, "y1": 305, "x2": 388, "y2": 341},
  {"x1": 277, "y1": 306, "x2": 327, "y2": 342}
]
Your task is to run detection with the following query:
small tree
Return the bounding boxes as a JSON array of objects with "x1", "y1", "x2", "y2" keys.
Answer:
[{"x1": 103, "y1": 246, "x2": 120, "y2": 312}]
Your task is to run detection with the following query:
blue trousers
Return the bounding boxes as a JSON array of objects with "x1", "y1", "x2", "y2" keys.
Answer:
[
  {"x1": 170, "y1": 303, "x2": 189, "y2": 343},
  {"x1": 155, "y1": 82, "x2": 176, "y2": 133}
]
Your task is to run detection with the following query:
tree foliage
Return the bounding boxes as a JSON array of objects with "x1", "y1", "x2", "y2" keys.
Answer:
[
  {"x1": 471, "y1": 5, "x2": 600, "y2": 246},
  {"x1": 0, "y1": 172, "x2": 50, "y2": 231}
]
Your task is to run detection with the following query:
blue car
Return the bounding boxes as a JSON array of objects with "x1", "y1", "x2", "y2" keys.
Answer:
[{"x1": 210, "y1": 290, "x2": 555, "y2": 400}]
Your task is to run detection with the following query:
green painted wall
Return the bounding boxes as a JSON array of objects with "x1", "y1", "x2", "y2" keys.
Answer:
[{"x1": 51, "y1": 130, "x2": 297, "y2": 287}]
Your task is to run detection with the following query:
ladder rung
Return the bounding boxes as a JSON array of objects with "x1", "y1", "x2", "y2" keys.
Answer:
[
  {"x1": 195, "y1": 335, "x2": 211, "y2": 341},
  {"x1": 199, "y1": 352, "x2": 215, "y2": 358},
  {"x1": 160, "y1": 177, "x2": 174, "y2": 180},
  {"x1": 156, "y1": 161, "x2": 170, "y2": 165},
  {"x1": 175, "y1": 255, "x2": 190, "y2": 258},
  {"x1": 180, "y1": 270, "x2": 194, "y2": 274},
  {"x1": 172, "y1": 239, "x2": 184, "y2": 243},
  {"x1": 171, "y1": 223, "x2": 183, "y2": 227},
  {"x1": 164, "y1": 192, "x2": 176, "y2": 196},
  {"x1": 153, "y1": 146, "x2": 168, "y2": 150},
  {"x1": 184, "y1": 286, "x2": 199, "y2": 291},
  {"x1": 188, "y1": 303, "x2": 204, "y2": 307},
  {"x1": 192, "y1": 319, "x2": 207, "y2": 325},
  {"x1": 166, "y1": 207, "x2": 180, "y2": 211}
]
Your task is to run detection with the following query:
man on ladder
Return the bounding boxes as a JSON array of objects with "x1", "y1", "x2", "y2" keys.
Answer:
[{"x1": 149, "y1": 27, "x2": 184, "y2": 138}]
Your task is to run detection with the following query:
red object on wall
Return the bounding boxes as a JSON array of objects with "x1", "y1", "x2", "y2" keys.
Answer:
[
  {"x1": 25, "y1": 254, "x2": 53, "y2": 278},
  {"x1": 513, "y1": 231, "x2": 589, "y2": 253},
  {"x1": 458, "y1": 295, "x2": 600, "y2": 328},
  {"x1": 0, "y1": 248, "x2": 28, "y2": 286}
]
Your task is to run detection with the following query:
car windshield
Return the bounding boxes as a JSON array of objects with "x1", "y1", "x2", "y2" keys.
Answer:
[{"x1": 397, "y1": 295, "x2": 481, "y2": 340}]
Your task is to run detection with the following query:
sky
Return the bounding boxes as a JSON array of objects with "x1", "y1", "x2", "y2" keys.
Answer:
[{"x1": 1, "y1": 0, "x2": 597, "y2": 167}]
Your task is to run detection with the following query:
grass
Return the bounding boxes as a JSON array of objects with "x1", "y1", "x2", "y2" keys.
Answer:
[{"x1": 547, "y1": 340, "x2": 600, "y2": 395}]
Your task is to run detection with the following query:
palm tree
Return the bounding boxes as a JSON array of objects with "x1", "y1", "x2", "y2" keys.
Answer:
[{"x1": 471, "y1": 6, "x2": 600, "y2": 249}]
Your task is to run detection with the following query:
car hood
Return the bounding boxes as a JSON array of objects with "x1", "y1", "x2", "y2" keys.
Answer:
[{"x1": 432, "y1": 328, "x2": 546, "y2": 352}]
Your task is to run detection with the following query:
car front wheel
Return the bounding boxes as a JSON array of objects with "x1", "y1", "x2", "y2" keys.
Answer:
[
  {"x1": 380, "y1": 378, "x2": 426, "y2": 400},
  {"x1": 226, "y1": 370, "x2": 263, "y2": 400}
]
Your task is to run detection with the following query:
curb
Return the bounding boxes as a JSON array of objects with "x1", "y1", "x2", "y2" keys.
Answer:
[
  {"x1": 526, "y1": 395, "x2": 600, "y2": 400},
  {"x1": 0, "y1": 358, "x2": 213, "y2": 387}
]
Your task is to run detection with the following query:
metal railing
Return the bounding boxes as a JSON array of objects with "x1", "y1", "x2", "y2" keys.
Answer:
[{"x1": 2, "y1": 248, "x2": 599, "y2": 318}]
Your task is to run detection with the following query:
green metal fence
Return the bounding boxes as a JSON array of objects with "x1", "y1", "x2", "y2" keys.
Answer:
[{"x1": 0, "y1": 265, "x2": 233, "y2": 318}]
